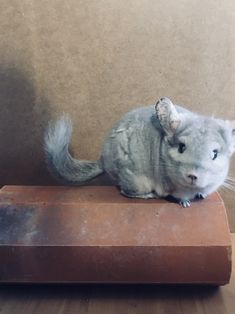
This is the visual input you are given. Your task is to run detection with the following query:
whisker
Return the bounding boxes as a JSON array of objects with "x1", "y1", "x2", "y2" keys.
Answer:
[
  {"x1": 219, "y1": 186, "x2": 228, "y2": 193},
  {"x1": 225, "y1": 181, "x2": 235, "y2": 186},
  {"x1": 225, "y1": 180, "x2": 235, "y2": 185},
  {"x1": 222, "y1": 182, "x2": 235, "y2": 192},
  {"x1": 224, "y1": 181, "x2": 235, "y2": 188},
  {"x1": 226, "y1": 177, "x2": 235, "y2": 181}
]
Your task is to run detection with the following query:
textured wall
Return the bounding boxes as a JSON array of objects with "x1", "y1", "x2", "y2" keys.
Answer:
[{"x1": 0, "y1": 0, "x2": 235, "y2": 228}]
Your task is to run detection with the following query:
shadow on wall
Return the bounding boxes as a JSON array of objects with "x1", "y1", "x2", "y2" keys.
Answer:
[
  {"x1": 0, "y1": 65, "x2": 54, "y2": 186},
  {"x1": 0, "y1": 65, "x2": 112, "y2": 187}
]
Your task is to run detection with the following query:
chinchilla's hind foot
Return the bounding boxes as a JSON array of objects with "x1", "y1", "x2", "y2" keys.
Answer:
[{"x1": 120, "y1": 190, "x2": 156, "y2": 199}]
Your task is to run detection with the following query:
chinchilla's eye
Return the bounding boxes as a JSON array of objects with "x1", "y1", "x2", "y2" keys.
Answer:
[
  {"x1": 212, "y1": 149, "x2": 218, "y2": 160},
  {"x1": 178, "y1": 143, "x2": 186, "y2": 154}
]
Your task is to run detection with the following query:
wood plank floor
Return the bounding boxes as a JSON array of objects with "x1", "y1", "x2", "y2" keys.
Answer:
[{"x1": 0, "y1": 234, "x2": 234, "y2": 314}]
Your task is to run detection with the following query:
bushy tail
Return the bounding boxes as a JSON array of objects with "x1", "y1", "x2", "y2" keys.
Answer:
[{"x1": 44, "y1": 116, "x2": 104, "y2": 184}]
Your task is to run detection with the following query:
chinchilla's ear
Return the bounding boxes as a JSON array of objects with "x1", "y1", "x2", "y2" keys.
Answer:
[
  {"x1": 224, "y1": 119, "x2": 235, "y2": 155},
  {"x1": 230, "y1": 120, "x2": 235, "y2": 154},
  {"x1": 155, "y1": 97, "x2": 181, "y2": 136}
]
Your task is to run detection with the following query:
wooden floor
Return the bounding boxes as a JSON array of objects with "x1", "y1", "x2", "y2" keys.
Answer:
[{"x1": 0, "y1": 235, "x2": 234, "y2": 314}]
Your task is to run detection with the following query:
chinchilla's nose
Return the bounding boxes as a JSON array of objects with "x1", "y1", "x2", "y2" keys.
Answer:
[{"x1": 187, "y1": 174, "x2": 198, "y2": 183}]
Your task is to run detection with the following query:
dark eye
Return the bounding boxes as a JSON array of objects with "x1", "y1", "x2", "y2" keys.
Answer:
[
  {"x1": 178, "y1": 143, "x2": 186, "y2": 154},
  {"x1": 212, "y1": 149, "x2": 218, "y2": 160}
]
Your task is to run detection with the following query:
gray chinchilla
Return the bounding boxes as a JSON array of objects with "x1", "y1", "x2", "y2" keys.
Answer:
[{"x1": 44, "y1": 97, "x2": 235, "y2": 207}]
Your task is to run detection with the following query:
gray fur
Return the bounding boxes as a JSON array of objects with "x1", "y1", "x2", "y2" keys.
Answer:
[
  {"x1": 44, "y1": 116, "x2": 104, "y2": 184},
  {"x1": 44, "y1": 97, "x2": 235, "y2": 206}
]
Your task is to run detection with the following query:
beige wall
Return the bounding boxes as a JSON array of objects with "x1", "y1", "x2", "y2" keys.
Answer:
[{"x1": 0, "y1": 0, "x2": 235, "y2": 228}]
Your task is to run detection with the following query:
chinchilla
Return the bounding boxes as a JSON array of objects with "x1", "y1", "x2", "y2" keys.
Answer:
[{"x1": 44, "y1": 97, "x2": 235, "y2": 207}]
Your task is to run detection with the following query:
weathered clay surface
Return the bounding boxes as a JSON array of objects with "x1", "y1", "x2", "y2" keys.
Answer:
[{"x1": 0, "y1": 186, "x2": 232, "y2": 284}]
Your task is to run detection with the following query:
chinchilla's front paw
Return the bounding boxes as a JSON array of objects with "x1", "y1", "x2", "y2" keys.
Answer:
[
  {"x1": 165, "y1": 195, "x2": 191, "y2": 207},
  {"x1": 195, "y1": 193, "x2": 207, "y2": 200},
  {"x1": 179, "y1": 199, "x2": 191, "y2": 208}
]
